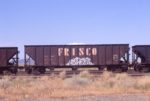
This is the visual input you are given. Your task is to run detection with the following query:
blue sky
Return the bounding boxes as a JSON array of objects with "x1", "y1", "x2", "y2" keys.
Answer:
[{"x1": 0, "y1": 0, "x2": 150, "y2": 58}]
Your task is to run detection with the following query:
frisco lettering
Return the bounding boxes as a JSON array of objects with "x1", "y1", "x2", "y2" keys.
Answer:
[{"x1": 58, "y1": 48, "x2": 97, "y2": 56}]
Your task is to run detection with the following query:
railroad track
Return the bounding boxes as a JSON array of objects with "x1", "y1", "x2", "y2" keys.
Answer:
[{"x1": 0, "y1": 69, "x2": 150, "y2": 78}]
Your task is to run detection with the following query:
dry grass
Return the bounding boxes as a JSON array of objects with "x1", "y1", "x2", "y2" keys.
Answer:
[{"x1": 0, "y1": 71, "x2": 150, "y2": 101}]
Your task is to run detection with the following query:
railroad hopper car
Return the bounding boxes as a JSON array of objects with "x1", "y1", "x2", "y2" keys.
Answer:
[
  {"x1": 25, "y1": 44, "x2": 129, "y2": 74},
  {"x1": 132, "y1": 45, "x2": 150, "y2": 72},
  {"x1": 0, "y1": 47, "x2": 18, "y2": 74}
]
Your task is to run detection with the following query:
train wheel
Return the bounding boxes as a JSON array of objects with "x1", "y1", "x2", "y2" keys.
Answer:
[
  {"x1": 135, "y1": 64, "x2": 143, "y2": 72},
  {"x1": 50, "y1": 67, "x2": 54, "y2": 71},
  {"x1": 0, "y1": 71, "x2": 3, "y2": 74},
  {"x1": 133, "y1": 64, "x2": 139, "y2": 72},
  {"x1": 138, "y1": 68, "x2": 143, "y2": 72},
  {"x1": 25, "y1": 68, "x2": 32, "y2": 74},
  {"x1": 111, "y1": 66, "x2": 116, "y2": 72},
  {"x1": 122, "y1": 68, "x2": 128, "y2": 72},
  {"x1": 72, "y1": 67, "x2": 78, "y2": 71},
  {"x1": 134, "y1": 67, "x2": 138, "y2": 71},
  {"x1": 39, "y1": 68, "x2": 46, "y2": 74},
  {"x1": 133, "y1": 64, "x2": 144, "y2": 72},
  {"x1": 10, "y1": 67, "x2": 18, "y2": 74},
  {"x1": 0, "y1": 68, "x2": 3, "y2": 74},
  {"x1": 98, "y1": 66, "x2": 104, "y2": 71},
  {"x1": 121, "y1": 66, "x2": 128, "y2": 72},
  {"x1": 33, "y1": 68, "x2": 41, "y2": 75},
  {"x1": 3, "y1": 70, "x2": 11, "y2": 75},
  {"x1": 107, "y1": 66, "x2": 111, "y2": 71}
]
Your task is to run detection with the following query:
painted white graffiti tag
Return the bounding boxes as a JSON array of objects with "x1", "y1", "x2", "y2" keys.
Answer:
[{"x1": 66, "y1": 57, "x2": 94, "y2": 66}]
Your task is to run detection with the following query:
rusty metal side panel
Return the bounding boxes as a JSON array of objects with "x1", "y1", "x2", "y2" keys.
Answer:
[
  {"x1": 133, "y1": 46, "x2": 150, "y2": 63},
  {"x1": 50, "y1": 46, "x2": 59, "y2": 66},
  {"x1": 44, "y1": 47, "x2": 51, "y2": 66},
  {"x1": 98, "y1": 46, "x2": 106, "y2": 65},
  {"x1": 103, "y1": 45, "x2": 129, "y2": 65},
  {"x1": 58, "y1": 46, "x2": 65, "y2": 66},
  {"x1": 25, "y1": 47, "x2": 36, "y2": 60},
  {"x1": 120, "y1": 45, "x2": 128, "y2": 57},
  {"x1": 36, "y1": 47, "x2": 44, "y2": 66},
  {"x1": 137, "y1": 47, "x2": 146, "y2": 55},
  {"x1": 147, "y1": 47, "x2": 150, "y2": 63},
  {"x1": 78, "y1": 45, "x2": 86, "y2": 66},
  {"x1": 66, "y1": 45, "x2": 97, "y2": 66},
  {"x1": 80, "y1": 45, "x2": 94, "y2": 66},
  {"x1": 64, "y1": 46, "x2": 71, "y2": 66},
  {"x1": 139, "y1": 47, "x2": 146, "y2": 57},
  {"x1": 0, "y1": 49, "x2": 7, "y2": 66},
  {"x1": 84, "y1": 46, "x2": 92, "y2": 66},
  {"x1": 92, "y1": 46, "x2": 98, "y2": 65},
  {"x1": 6, "y1": 48, "x2": 18, "y2": 60},
  {"x1": 79, "y1": 45, "x2": 86, "y2": 58},
  {"x1": 68, "y1": 45, "x2": 79, "y2": 66},
  {"x1": 0, "y1": 48, "x2": 18, "y2": 66},
  {"x1": 25, "y1": 45, "x2": 129, "y2": 67},
  {"x1": 106, "y1": 45, "x2": 113, "y2": 64},
  {"x1": 112, "y1": 46, "x2": 120, "y2": 64}
]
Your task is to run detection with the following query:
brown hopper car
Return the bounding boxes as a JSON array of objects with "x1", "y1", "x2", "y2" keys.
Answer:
[
  {"x1": 25, "y1": 44, "x2": 129, "y2": 74},
  {"x1": 0, "y1": 47, "x2": 18, "y2": 74},
  {"x1": 2, "y1": 44, "x2": 150, "y2": 75},
  {"x1": 132, "y1": 45, "x2": 150, "y2": 72}
]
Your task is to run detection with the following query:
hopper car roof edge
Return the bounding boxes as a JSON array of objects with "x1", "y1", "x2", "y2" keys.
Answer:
[
  {"x1": 132, "y1": 45, "x2": 150, "y2": 47},
  {"x1": 24, "y1": 44, "x2": 129, "y2": 47},
  {"x1": 0, "y1": 47, "x2": 18, "y2": 49}
]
